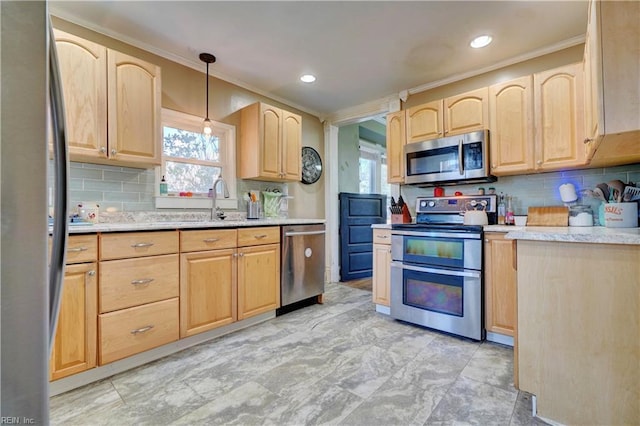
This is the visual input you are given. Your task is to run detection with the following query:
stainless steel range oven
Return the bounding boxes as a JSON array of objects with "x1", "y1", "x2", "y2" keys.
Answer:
[{"x1": 389, "y1": 195, "x2": 496, "y2": 341}]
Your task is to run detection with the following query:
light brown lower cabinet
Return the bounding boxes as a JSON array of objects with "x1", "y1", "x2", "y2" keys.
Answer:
[
  {"x1": 98, "y1": 297, "x2": 179, "y2": 365},
  {"x1": 50, "y1": 262, "x2": 98, "y2": 381},
  {"x1": 483, "y1": 232, "x2": 518, "y2": 388},
  {"x1": 372, "y1": 229, "x2": 391, "y2": 306},
  {"x1": 237, "y1": 243, "x2": 280, "y2": 320},
  {"x1": 180, "y1": 248, "x2": 237, "y2": 337}
]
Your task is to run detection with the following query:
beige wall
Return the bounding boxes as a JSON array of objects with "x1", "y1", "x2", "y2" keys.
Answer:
[
  {"x1": 404, "y1": 44, "x2": 585, "y2": 108},
  {"x1": 52, "y1": 17, "x2": 325, "y2": 219}
]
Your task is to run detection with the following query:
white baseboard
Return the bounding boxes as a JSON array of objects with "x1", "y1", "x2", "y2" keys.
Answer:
[
  {"x1": 485, "y1": 331, "x2": 514, "y2": 347},
  {"x1": 375, "y1": 304, "x2": 390, "y2": 315}
]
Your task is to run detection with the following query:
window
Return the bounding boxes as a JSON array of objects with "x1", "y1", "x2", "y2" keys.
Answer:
[
  {"x1": 156, "y1": 109, "x2": 236, "y2": 209},
  {"x1": 359, "y1": 140, "x2": 390, "y2": 199}
]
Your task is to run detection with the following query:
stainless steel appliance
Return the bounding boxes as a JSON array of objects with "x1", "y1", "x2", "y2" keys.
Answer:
[
  {"x1": 1, "y1": 5, "x2": 69, "y2": 422},
  {"x1": 389, "y1": 195, "x2": 497, "y2": 340},
  {"x1": 404, "y1": 130, "x2": 496, "y2": 186},
  {"x1": 280, "y1": 224, "x2": 325, "y2": 307}
]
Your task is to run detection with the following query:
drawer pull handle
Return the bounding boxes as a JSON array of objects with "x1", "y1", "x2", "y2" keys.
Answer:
[
  {"x1": 203, "y1": 238, "x2": 219, "y2": 243},
  {"x1": 131, "y1": 278, "x2": 154, "y2": 286},
  {"x1": 254, "y1": 234, "x2": 267, "y2": 239},
  {"x1": 67, "y1": 246, "x2": 88, "y2": 252},
  {"x1": 130, "y1": 325, "x2": 154, "y2": 335},
  {"x1": 377, "y1": 235, "x2": 389, "y2": 239},
  {"x1": 131, "y1": 242, "x2": 154, "y2": 248}
]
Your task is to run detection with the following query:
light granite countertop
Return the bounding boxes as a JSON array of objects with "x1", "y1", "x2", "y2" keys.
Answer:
[
  {"x1": 63, "y1": 218, "x2": 325, "y2": 234},
  {"x1": 502, "y1": 226, "x2": 640, "y2": 245},
  {"x1": 372, "y1": 223, "x2": 640, "y2": 245}
]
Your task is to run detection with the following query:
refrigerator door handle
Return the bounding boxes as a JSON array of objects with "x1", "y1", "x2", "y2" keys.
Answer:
[{"x1": 48, "y1": 18, "x2": 69, "y2": 354}]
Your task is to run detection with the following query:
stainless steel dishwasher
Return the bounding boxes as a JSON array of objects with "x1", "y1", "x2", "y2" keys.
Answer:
[{"x1": 280, "y1": 224, "x2": 325, "y2": 307}]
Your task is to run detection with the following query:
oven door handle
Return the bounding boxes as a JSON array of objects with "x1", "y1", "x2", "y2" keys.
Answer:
[
  {"x1": 391, "y1": 261, "x2": 481, "y2": 278},
  {"x1": 391, "y1": 230, "x2": 481, "y2": 239}
]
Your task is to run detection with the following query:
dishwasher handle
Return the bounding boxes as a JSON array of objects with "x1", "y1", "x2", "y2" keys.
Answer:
[{"x1": 284, "y1": 230, "x2": 326, "y2": 237}]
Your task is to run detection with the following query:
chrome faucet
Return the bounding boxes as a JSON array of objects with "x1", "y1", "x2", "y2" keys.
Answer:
[{"x1": 210, "y1": 175, "x2": 230, "y2": 220}]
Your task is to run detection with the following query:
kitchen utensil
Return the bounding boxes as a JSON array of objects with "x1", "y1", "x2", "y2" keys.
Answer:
[
  {"x1": 593, "y1": 186, "x2": 608, "y2": 203},
  {"x1": 596, "y1": 183, "x2": 610, "y2": 202},
  {"x1": 622, "y1": 185, "x2": 640, "y2": 202},
  {"x1": 607, "y1": 180, "x2": 625, "y2": 203}
]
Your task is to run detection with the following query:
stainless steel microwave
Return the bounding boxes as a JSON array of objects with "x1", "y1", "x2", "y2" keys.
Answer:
[{"x1": 404, "y1": 129, "x2": 496, "y2": 186}]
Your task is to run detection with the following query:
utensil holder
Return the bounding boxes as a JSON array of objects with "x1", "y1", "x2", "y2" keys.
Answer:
[
  {"x1": 247, "y1": 201, "x2": 260, "y2": 219},
  {"x1": 603, "y1": 202, "x2": 638, "y2": 228},
  {"x1": 391, "y1": 204, "x2": 412, "y2": 224}
]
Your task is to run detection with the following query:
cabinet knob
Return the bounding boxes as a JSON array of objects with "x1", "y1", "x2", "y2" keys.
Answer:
[
  {"x1": 88, "y1": 270, "x2": 96, "y2": 276},
  {"x1": 239, "y1": 252, "x2": 244, "y2": 257},
  {"x1": 583, "y1": 138, "x2": 593, "y2": 144},
  {"x1": 491, "y1": 164, "x2": 496, "y2": 168},
  {"x1": 233, "y1": 253, "x2": 238, "y2": 257},
  {"x1": 111, "y1": 149, "x2": 117, "y2": 156},
  {"x1": 536, "y1": 160, "x2": 542, "y2": 165},
  {"x1": 100, "y1": 147, "x2": 107, "y2": 154},
  {"x1": 485, "y1": 239, "x2": 489, "y2": 243}
]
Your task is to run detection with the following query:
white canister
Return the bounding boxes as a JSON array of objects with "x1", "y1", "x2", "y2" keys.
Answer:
[
  {"x1": 559, "y1": 183, "x2": 578, "y2": 203},
  {"x1": 603, "y1": 202, "x2": 638, "y2": 228}
]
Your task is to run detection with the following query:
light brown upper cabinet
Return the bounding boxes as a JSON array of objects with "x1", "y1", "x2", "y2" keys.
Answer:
[
  {"x1": 584, "y1": 0, "x2": 640, "y2": 167},
  {"x1": 54, "y1": 29, "x2": 162, "y2": 167},
  {"x1": 238, "y1": 102, "x2": 302, "y2": 182},
  {"x1": 406, "y1": 88, "x2": 488, "y2": 144},
  {"x1": 386, "y1": 110, "x2": 405, "y2": 183},
  {"x1": 489, "y1": 76, "x2": 535, "y2": 175},
  {"x1": 534, "y1": 63, "x2": 586, "y2": 171}
]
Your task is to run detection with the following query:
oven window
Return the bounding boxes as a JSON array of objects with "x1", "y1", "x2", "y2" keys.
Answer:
[
  {"x1": 404, "y1": 272, "x2": 463, "y2": 317},
  {"x1": 405, "y1": 238, "x2": 463, "y2": 260}
]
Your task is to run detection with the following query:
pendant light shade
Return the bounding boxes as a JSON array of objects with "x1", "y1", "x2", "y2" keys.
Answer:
[{"x1": 199, "y1": 52, "x2": 216, "y2": 135}]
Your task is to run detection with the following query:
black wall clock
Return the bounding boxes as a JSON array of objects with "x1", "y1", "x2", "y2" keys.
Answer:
[{"x1": 301, "y1": 146, "x2": 322, "y2": 184}]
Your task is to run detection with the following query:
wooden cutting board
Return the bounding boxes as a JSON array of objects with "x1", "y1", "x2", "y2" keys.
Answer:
[{"x1": 526, "y1": 206, "x2": 569, "y2": 226}]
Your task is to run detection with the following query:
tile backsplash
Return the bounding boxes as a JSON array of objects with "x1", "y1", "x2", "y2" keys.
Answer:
[
  {"x1": 400, "y1": 163, "x2": 640, "y2": 222},
  {"x1": 49, "y1": 161, "x2": 288, "y2": 214}
]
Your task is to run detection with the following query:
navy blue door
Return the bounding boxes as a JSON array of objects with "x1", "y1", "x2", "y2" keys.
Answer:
[{"x1": 339, "y1": 192, "x2": 387, "y2": 281}]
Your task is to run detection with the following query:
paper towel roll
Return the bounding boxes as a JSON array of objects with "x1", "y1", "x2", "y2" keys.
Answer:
[{"x1": 559, "y1": 183, "x2": 578, "y2": 203}]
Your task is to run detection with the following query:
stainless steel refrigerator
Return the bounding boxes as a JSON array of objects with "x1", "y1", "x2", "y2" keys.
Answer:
[{"x1": 1, "y1": 2, "x2": 68, "y2": 423}]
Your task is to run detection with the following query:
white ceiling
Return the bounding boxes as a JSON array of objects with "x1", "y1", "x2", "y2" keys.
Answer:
[{"x1": 50, "y1": 1, "x2": 589, "y2": 118}]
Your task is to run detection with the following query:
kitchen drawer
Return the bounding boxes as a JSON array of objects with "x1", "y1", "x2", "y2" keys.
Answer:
[
  {"x1": 99, "y1": 254, "x2": 179, "y2": 313},
  {"x1": 181, "y1": 229, "x2": 237, "y2": 252},
  {"x1": 98, "y1": 297, "x2": 179, "y2": 365},
  {"x1": 100, "y1": 231, "x2": 178, "y2": 260},
  {"x1": 237, "y1": 226, "x2": 280, "y2": 247},
  {"x1": 52, "y1": 234, "x2": 98, "y2": 264},
  {"x1": 373, "y1": 229, "x2": 391, "y2": 245}
]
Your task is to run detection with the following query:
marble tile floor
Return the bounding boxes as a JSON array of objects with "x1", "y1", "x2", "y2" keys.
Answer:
[{"x1": 50, "y1": 283, "x2": 548, "y2": 426}]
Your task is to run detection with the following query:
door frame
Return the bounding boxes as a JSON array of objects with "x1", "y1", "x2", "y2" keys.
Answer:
[{"x1": 324, "y1": 96, "x2": 402, "y2": 283}]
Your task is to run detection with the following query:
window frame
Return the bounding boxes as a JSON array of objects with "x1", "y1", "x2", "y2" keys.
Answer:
[{"x1": 155, "y1": 108, "x2": 237, "y2": 210}]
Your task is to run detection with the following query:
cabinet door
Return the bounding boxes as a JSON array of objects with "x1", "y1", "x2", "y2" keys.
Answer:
[
  {"x1": 259, "y1": 104, "x2": 283, "y2": 179},
  {"x1": 484, "y1": 233, "x2": 516, "y2": 336},
  {"x1": 372, "y1": 243, "x2": 391, "y2": 306},
  {"x1": 386, "y1": 111, "x2": 405, "y2": 183},
  {"x1": 107, "y1": 50, "x2": 161, "y2": 166},
  {"x1": 583, "y1": 3, "x2": 601, "y2": 160},
  {"x1": 50, "y1": 262, "x2": 97, "y2": 381},
  {"x1": 489, "y1": 76, "x2": 535, "y2": 175},
  {"x1": 444, "y1": 87, "x2": 488, "y2": 136},
  {"x1": 281, "y1": 111, "x2": 302, "y2": 180},
  {"x1": 53, "y1": 30, "x2": 107, "y2": 159},
  {"x1": 406, "y1": 100, "x2": 443, "y2": 143},
  {"x1": 180, "y1": 249, "x2": 237, "y2": 337},
  {"x1": 534, "y1": 63, "x2": 586, "y2": 171},
  {"x1": 237, "y1": 243, "x2": 280, "y2": 320}
]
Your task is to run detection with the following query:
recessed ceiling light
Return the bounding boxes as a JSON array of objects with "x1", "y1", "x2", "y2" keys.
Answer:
[
  {"x1": 300, "y1": 74, "x2": 316, "y2": 83},
  {"x1": 470, "y1": 35, "x2": 493, "y2": 49}
]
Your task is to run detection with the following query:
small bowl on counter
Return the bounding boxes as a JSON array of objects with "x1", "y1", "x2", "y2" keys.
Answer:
[{"x1": 513, "y1": 215, "x2": 528, "y2": 227}]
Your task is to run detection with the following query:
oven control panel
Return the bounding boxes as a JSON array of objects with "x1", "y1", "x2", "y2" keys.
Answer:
[{"x1": 416, "y1": 195, "x2": 497, "y2": 214}]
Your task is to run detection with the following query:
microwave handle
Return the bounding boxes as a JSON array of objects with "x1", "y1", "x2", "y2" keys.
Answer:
[{"x1": 458, "y1": 139, "x2": 464, "y2": 175}]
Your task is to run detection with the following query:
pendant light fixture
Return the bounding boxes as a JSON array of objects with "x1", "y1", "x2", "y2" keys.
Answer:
[{"x1": 199, "y1": 52, "x2": 216, "y2": 135}]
